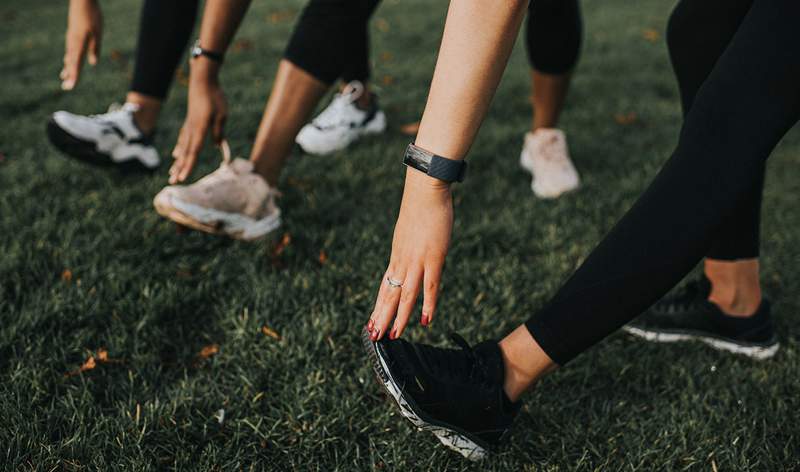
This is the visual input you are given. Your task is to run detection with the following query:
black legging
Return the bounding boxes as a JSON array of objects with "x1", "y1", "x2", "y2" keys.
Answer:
[
  {"x1": 284, "y1": 0, "x2": 381, "y2": 85},
  {"x1": 526, "y1": 0, "x2": 582, "y2": 75},
  {"x1": 667, "y1": 0, "x2": 764, "y2": 261},
  {"x1": 283, "y1": 0, "x2": 582, "y2": 86},
  {"x1": 130, "y1": 0, "x2": 198, "y2": 100},
  {"x1": 526, "y1": 0, "x2": 800, "y2": 365},
  {"x1": 127, "y1": 0, "x2": 582, "y2": 96}
]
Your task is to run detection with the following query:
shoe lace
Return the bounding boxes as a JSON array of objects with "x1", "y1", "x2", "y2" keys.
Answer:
[
  {"x1": 89, "y1": 102, "x2": 139, "y2": 121},
  {"x1": 660, "y1": 280, "x2": 704, "y2": 313},
  {"x1": 311, "y1": 81, "x2": 365, "y2": 128},
  {"x1": 421, "y1": 333, "x2": 493, "y2": 389}
]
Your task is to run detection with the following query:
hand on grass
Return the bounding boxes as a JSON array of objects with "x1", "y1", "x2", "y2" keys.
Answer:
[
  {"x1": 366, "y1": 169, "x2": 453, "y2": 341},
  {"x1": 60, "y1": 0, "x2": 102, "y2": 91},
  {"x1": 170, "y1": 59, "x2": 228, "y2": 184}
]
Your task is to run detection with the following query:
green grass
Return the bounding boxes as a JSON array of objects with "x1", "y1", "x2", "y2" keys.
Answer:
[{"x1": 2, "y1": 0, "x2": 799, "y2": 470}]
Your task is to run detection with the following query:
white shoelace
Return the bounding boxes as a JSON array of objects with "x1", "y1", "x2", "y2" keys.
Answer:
[{"x1": 311, "y1": 81, "x2": 365, "y2": 128}]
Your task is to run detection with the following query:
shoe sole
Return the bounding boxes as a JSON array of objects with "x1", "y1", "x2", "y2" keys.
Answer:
[
  {"x1": 361, "y1": 330, "x2": 488, "y2": 461},
  {"x1": 297, "y1": 111, "x2": 387, "y2": 156},
  {"x1": 621, "y1": 326, "x2": 780, "y2": 360},
  {"x1": 154, "y1": 195, "x2": 281, "y2": 241},
  {"x1": 46, "y1": 118, "x2": 157, "y2": 173}
]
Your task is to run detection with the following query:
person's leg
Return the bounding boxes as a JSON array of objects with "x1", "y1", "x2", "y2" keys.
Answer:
[
  {"x1": 526, "y1": 0, "x2": 581, "y2": 131},
  {"x1": 509, "y1": 0, "x2": 800, "y2": 397},
  {"x1": 520, "y1": 0, "x2": 582, "y2": 198},
  {"x1": 153, "y1": 0, "x2": 382, "y2": 240},
  {"x1": 129, "y1": 0, "x2": 200, "y2": 134},
  {"x1": 250, "y1": 60, "x2": 328, "y2": 185},
  {"x1": 282, "y1": 0, "x2": 386, "y2": 157},
  {"x1": 47, "y1": 0, "x2": 198, "y2": 171},
  {"x1": 666, "y1": 0, "x2": 765, "y2": 316}
]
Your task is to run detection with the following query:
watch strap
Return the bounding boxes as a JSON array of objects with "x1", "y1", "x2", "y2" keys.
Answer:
[
  {"x1": 403, "y1": 143, "x2": 467, "y2": 183},
  {"x1": 191, "y1": 40, "x2": 224, "y2": 63}
]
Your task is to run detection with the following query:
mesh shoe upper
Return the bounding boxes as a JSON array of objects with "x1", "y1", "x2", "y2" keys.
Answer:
[
  {"x1": 377, "y1": 334, "x2": 520, "y2": 447},
  {"x1": 156, "y1": 158, "x2": 278, "y2": 220}
]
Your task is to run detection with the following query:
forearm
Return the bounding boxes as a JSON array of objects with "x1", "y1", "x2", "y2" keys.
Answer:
[
  {"x1": 198, "y1": 0, "x2": 251, "y2": 52},
  {"x1": 414, "y1": 0, "x2": 528, "y2": 160},
  {"x1": 193, "y1": 0, "x2": 251, "y2": 78}
]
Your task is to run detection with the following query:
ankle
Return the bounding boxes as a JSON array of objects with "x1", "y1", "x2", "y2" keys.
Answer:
[
  {"x1": 704, "y1": 258, "x2": 762, "y2": 317},
  {"x1": 125, "y1": 92, "x2": 161, "y2": 134},
  {"x1": 354, "y1": 89, "x2": 373, "y2": 110},
  {"x1": 708, "y1": 289, "x2": 762, "y2": 317},
  {"x1": 498, "y1": 326, "x2": 556, "y2": 402}
]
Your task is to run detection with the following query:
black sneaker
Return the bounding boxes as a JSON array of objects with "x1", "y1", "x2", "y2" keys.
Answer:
[
  {"x1": 362, "y1": 330, "x2": 520, "y2": 460},
  {"x1": 624, "y1": 290, "x2": 779, "y2": 359},
  {"x1": 650, "y1": 275, "x2": 712, "y2": 316}
]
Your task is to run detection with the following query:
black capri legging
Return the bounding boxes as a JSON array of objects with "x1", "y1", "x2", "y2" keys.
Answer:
[
  {"x1": 526, "y1": 0, "x2": 582, "y2": 75},
  {"x1": 284, "y1": 0, "x2": 583, "y2": 86},
  {"x1": 526, "y1": 0, "x2": 800, "y2": 365}
]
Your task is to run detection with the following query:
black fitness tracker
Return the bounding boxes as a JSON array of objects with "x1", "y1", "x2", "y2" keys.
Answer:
[
  {"x1": 403, "y1": 143, "x2": 467, "y2": 183},
  {"x1": 191, "y1": 39, "x2": 225, "y2": 64}
]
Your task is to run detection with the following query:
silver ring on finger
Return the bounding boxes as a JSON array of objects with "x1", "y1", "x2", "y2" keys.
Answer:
[{"x1": 386, "y1": 277, "x2": 403, "y2": 289}]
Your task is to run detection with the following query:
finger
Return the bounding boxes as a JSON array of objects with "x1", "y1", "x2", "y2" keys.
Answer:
[
  {"x1": 370, "y1": 268, "x2": 406, "y2": 341},
  {"x1": 178, "y1": 126, "x2": 208, "y2": 182},
  {"x1": 212, "y1": 113, "x2": 226, "y2": 145},
  {"x1": 87, "y1": 35, "x2": 100, "y2": 66},
  {"x1": 170, "y1": 127, "x2": 189, "y2": 184},
  {"x1": 390, "y1": 269, "x2": 422, "y2": 339},
  {"x1": 62, "y1": 35, "x2": 87, "y2": 90},
  {"x1": 420, "y1": 260, "x2": 443, "y2": 327}
]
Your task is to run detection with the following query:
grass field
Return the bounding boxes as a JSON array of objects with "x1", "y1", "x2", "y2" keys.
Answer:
[{"x1": 2, "y1": 0, "x2": 800, "y2": 470}]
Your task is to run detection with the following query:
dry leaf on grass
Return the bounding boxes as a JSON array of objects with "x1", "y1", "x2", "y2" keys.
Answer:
[
  {"x1": 642, "y1": 28, "x2": 660, "y2": 42},
  {"x1": 318, "y1": 250, "x2": 328, "y2": 265},
  {"x1": 232, "y1": 38, "x2": 253, "y2": 52},
  {"x1": 65, "y1": 348, "x2": 117, "y2": 377},
  {"x1": 197, "y1": 344, "x2": 219, "y2": 359},
  {"x1": 61, "y1": 269, "x2": 73, "y2": 282},
  {"x1": 271, "y1": 233, "x2": 292, "y2": 258},
  {"x1": 614, "y1": 112, "x2": 638, "y2": 125},
  {"x1": 261, "y1": 325, "x2": 281, "y2": 340}
]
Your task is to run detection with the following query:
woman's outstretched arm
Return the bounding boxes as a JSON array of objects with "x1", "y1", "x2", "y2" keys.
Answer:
[{"x1": 367, "y1": 0, "x2": 528, "y2": 341}]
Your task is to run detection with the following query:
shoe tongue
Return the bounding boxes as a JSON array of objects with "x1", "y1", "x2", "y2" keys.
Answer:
[{"x1": 228, "y1": 158, "x2": 254, "y2": 174}]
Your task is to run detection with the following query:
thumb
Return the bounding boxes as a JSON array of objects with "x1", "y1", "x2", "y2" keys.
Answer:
[
  {"x1": 87, "y1": 35, "x2": 100, "y2": 66},
  {"x1": 212, "y1": 113, "x2": 226, "y2": 144}
]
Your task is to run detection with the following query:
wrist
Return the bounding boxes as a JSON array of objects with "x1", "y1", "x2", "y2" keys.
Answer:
[
  {"x1": 405, "y1": 167, "x2": 452, "y2": 193},
  {"x1": 189, "y1": 57, "x2": 221, "y2": 83}
]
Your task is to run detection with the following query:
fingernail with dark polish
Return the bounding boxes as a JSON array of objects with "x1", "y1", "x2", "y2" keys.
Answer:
[
  {"x1": 421, "y1": 313, "x2": 429, "y2": 326},
  {"x1": 371, "y1": 328, "x2": 380, "y2": 341},
  {"x1": 367, "y1": 319, "x2": 375, "y2": 332},
  {"x1": 389, "y1": 328, "x2": 397, "y2": 340}
]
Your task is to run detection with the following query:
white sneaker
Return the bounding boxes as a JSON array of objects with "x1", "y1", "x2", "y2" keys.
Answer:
[
  {"x1": 519, "y1": 128, "x2": 580, "y2": 199},
  {"x1": 295, "y1": 81, "x2": 387, "y2": 155},
  {"x1": 46, "y1": 103, "x2": 160, "y2": 171},
  {"x1": 153, "y1": 142, "x2": 281, "y2": 241}
]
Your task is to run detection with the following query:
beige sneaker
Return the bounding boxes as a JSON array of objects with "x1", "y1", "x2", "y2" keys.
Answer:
[
  {"x1": 519, "y1": 128, "x2": 580, "y2": 199},
  {"x1": 153, "y1": 142, "x2": 281, "y2": 241}
]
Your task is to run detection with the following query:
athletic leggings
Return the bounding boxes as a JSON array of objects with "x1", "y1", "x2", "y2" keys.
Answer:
[
  {"x1": 526, "y1": 0, "x2": 582, "y2": 75},
  {"x1": 283, "y1": 0, "x2": 582, "y2": 85},
  {"x1": 130, "y1": 0, "x2": 198, "y2": 100},
  {"x1": 526, "y1": 0, "x2": 800, "y2": 365}
]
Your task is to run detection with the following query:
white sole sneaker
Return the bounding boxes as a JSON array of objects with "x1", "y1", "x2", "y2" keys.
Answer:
[
  {"x1": 47, "y1": 118, "x2": 160, "y2": 172},
  {"x1": 297, "y1": 111, "x2": 387, "y2": 156},
  {"x1": 361, "y1": 330, "x2": 488, "y2": 461},
  {"x1": 621, "y1": 325, "x2": 780, "y2": 360},
  {"x1": 154, "y1": 193, "x2": 281, "y2": 241}
]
